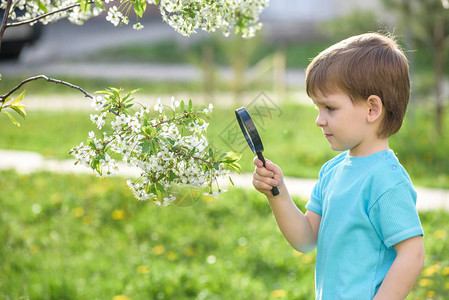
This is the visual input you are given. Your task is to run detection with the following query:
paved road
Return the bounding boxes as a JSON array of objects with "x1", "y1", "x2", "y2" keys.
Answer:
[{"x1": 1, "y1": 149, "x2": 448, "y2": 211}]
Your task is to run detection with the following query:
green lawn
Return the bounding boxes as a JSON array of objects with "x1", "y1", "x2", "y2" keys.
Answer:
[{"x1": 0, "y1": 171, "x2": 447, "y2": 299}]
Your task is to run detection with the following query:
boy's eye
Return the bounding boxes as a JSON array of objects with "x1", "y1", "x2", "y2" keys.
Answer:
[{"x1": 326, "y1": 106, "x2": 335, "y2": 112}]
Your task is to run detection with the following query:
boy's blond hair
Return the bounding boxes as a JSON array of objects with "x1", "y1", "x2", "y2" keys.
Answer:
[{"x1": 305, "y1": 33, "x2": 410, "y2": 137}]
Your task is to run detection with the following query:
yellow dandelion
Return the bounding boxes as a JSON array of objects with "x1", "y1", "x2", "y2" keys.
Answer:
[
  {"x1": 112, "y1": 209, "x2": 126, "y2": 220},
  {"x1": 271, "y1": 289, "x2": 286, "y2": 298},
  {"x1": 418, "y1": 278, "x2": 433, "y2": 287},
  {"x1": 113, "y1": 295, "x2": 131, "y2": 300},
  {"x1": 137, "y1": 265, "x2": 151, "y2": 274},
  {"x1": 184, "y1": 247, "x2": 195, "y2": 256},
  {"x1": 423, "y1": 264, "x2": 440, "y2": 277},
  {"x1": 152, "y1": 245, "x2": 165, "y2": 255},
  {"x1": 72, "y1": 207, "x2": 85, "y2": 217},
  {"x1": 433, "y1": 229, "x2": 447, "y2": 240},
  {"x1": 426, "y1": 291, "x2": 435, "y2": 298},
  {"x1": 293, "y1": 250, "x2": 303, "y2": 257},
  {"x1": 301, "y1": 255, "x2": 314, "y2": 264},
  {"x1": 82, "y1": 216, "x2": 92, "y2": 225},
  {"x1": 167, "y1": 251, "x2": 177, "y2": 261},
  {"x1": 30, "y1": 244, "x2": 39, "y2": 254},
  {"x1": 203, "y1": 195, "x2": 217, "y2": 203},
  {"x1": 442, "y1": 266, "x2": 449, "y2": 276}
]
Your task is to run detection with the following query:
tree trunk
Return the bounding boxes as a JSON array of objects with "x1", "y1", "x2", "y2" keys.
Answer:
[
  {"x1": 202, "y1": 45, "x2": 215, "y2": 102},
  {"x1": 433, "y1": 15, "x2": 445, "y2": 135}
]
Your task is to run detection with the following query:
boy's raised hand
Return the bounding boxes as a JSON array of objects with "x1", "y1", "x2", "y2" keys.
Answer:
[{"x1": 252, "y1": 157, "x2": 283, "y2": 197}]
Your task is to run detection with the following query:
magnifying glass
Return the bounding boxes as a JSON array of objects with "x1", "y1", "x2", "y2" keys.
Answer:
[{"x1": 235, "y1": 107, "x2": 280, "y2": 196}]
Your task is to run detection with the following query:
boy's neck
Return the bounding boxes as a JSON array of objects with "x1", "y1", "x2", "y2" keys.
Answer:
[{"x1": 348, "y1": 138, "x2": 389, "y2": 157}]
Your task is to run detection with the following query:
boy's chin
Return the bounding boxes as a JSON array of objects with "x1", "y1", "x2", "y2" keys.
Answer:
[{"x1": 328, "y1": 143, "x2": 350, "y2": 153}]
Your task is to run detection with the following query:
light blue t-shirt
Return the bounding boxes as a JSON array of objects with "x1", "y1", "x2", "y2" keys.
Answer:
[{"x1": 305, "y1": 150, "x2": 424, "y2": 300}]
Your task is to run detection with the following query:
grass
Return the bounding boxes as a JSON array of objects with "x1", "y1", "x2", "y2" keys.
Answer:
[
  {"x1": 0, "y1": 170, "x2": 315, "y2": 299},
  {"x1": 85, "y1": 37, "x2": 329, "y2": 69},
  {"x1": 0, "y1": 170, "x2": 448, "y2": 299}
]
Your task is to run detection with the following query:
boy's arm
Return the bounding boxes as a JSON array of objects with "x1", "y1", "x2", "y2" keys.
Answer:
[
  {"x1": 373, "y1": 235, "x2": 425, "y2": 300},
  {"x1": 253, "y1": 157, "x2": 321, "y2": 253}
]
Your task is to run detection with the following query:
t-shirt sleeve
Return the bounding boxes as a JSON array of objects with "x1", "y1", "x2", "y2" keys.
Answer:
[
  {"x1": 306, "y1": 180, "x2": 322, "y2": 215},
  {"x1": 306, "y1": 167, "x2": 325, "y2": 215},
  {"x1": 369, "y1": 181, "x2": 424, "y2": 248},
  {"x1": 305, "y1": 153, "x2": 346, "y2": 216}
]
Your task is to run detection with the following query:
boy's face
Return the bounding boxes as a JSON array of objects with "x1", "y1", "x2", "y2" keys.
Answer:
[{"x1": 311, "y1": 90, "x2": 374, "y2": 157}]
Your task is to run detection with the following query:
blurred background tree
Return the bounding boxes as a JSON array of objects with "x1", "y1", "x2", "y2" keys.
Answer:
[{"x1": 381, "y1": 0, "x2": 449, "y2": 135}]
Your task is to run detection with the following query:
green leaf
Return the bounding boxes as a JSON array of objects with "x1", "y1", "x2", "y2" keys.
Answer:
[
  {"x1": 10, "y1": 105, "x2": 26, "y2": 119},
  {"x1": 11, "y1": 91, "x2": 25, "y2": 105},
  {"x1": 149, "y1": 184, "x2": 157, "y2": 195},
  {"x1": 134, "y1": 0, "x2": 147, "y2": 18},
  {"x1": 4, "y1": 111, "x2": 20, "y2": 127},
  {"x1": 95, "y1": 89, "x2": 114, "y2": 96},
  {"x1": 168, "y1": 170, "x2": 177, "y2": 181},
  {"x1": 229, "y1": 176, "x2": 235, "y2": 186},
  {"x1": 80, "y1": 0, "x2": 88, "y2": 12},
  {"x1": 94, "y1": 0, "x2": 105, "y2": 10},
  {"x1": 220, "y1": 151, "x2": 242, "y2": 163},
  {"x1": 155, "y1": 0, "x2": 161, "y2": 4},
  {"x1": 88, "y1": 140, "x2": 96, "y2": 150},
  {"x1": 37, "y1": 0, "x2": 48, "y2": 13},
  {"x1": 150, "y1": 139, "x2": 158, "y2": 153},
  {"x1": 156, "y1": 182, "x2": 166, "y2": 194},
  {"x1": 188, "y1": 99, "x2": 193, "y2": 111},
  {"x1": 228, "y1": 162, "x2": 242, "y2": 174},
  {"x1": 91, "y1": 159, "x2": 101, "y2": 175},
  {"x1": 180, "y1": 100, "x2": 185, "y2": 112},
  {"x1": 141, "y1": 141, "x2": 150, "y2": 153}
]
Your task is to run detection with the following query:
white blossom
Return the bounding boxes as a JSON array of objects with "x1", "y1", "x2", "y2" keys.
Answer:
[
  {"x1": 71, "y1": 92, "x2": 238, "y2": 205},
  {"x1": 3, "y1": 0, "x2": 268, "y2": 38},
  {"x1": 133, "y1": 22, "x2": 144, "y2": 30},
  {"x1": 90, "y1": 112, "x2": 107, "y2": 129},
  {"x1": 105, "y1": 6, "x2": 122, "y2": 26},
  {"x1": 91, "y1": 96, "x2": 105, "y2": 111},
  {"x1": 170, "y1": 96, "x2": 180, "y2": 111},
  {"x1": 154, "y1": 98, "x2": 163, "y2": 113},
  {"x1": 203, "y1": 103, "x2": 214, "y2": 114}
]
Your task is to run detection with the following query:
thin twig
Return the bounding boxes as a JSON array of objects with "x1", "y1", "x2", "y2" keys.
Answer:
[
  {"x1": 0, "y1": 75, "x2": 93, "y2": 102},
  {"x1": 5, "y1": 1, "x2": 95, "y2": 28},
  {"x1": 152, "y1": 114, "x2": 190, "y2": 128}
]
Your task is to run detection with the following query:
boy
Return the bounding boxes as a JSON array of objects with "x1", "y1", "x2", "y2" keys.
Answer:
[{"x1": 252, "y1": 33, "x2": 425, "y2": 299}]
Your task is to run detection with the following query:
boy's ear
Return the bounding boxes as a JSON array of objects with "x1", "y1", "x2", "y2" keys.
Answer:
[{"x1": 366, "y1": 95, "x2": 383, "y2": 123}]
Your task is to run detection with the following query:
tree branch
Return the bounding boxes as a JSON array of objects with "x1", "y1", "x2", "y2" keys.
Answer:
[
  {"x1": 0, "y1": 75, "x2": 93, "y2": 102},
  {"x1": 0, "y1": 0, "x2": 13, "y2": 45},
  {"x1": 5, "y1": 1, "x2": 94, "y2": 28}
]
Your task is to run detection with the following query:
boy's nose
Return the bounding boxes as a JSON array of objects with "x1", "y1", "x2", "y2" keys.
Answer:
[{"x1": 315, "y1": 114, "x2": 326, "y2": 127}]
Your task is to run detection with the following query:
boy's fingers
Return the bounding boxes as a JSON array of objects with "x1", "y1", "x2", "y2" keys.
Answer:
[
  {"x1": 253, "y1": 172, "x2": 278, "y2": 187},
  {"x1": 254, "y1": 164, "x2": 274, "y2": 178},
  {"x1": 264, "y1": 159, "x2": 277, "y2": 171},
  {"x1": 252, "y1": 177, "x2": 276, "y2": 193},
  {"x1": 253, "y1": 156, "x2": 263, "y2": 167}
]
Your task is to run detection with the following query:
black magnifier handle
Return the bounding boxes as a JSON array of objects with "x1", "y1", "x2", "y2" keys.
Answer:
[{"x1": 257, "y1": 152, "x2": 280, "y2": 196}]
